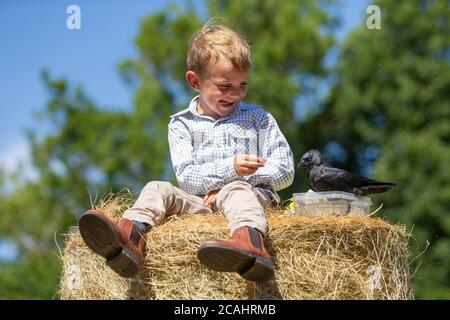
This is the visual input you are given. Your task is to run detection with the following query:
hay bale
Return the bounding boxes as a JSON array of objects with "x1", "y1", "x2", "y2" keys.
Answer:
[{"x1": 59, "y1": 194, "x2": 413, "y2": 300}]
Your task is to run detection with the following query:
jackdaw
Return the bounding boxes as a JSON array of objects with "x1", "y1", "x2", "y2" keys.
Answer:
[{"x1": 298, "y1": 149, "x2": 395, "y2": 196}]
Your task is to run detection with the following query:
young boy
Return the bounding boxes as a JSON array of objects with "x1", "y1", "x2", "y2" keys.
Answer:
[{"x1": 78, "y1": 24, "x2": 294, "y2": 282}]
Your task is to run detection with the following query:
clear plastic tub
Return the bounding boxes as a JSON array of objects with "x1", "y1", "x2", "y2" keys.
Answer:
[{"x1": 292, "y1": 191, "x2": 372, "y2": 216}]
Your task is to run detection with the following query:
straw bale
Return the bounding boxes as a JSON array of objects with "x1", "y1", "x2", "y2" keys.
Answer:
[{"x1": 59, "y1": 194, "x2": 413, "y2": 300}]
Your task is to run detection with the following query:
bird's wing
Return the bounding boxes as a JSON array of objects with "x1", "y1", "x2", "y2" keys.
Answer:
[
  {"x1": 317, "y1": 167, "x2": 373, "y2": 188},
  {"x1": 311, "y1": 166, "x2": 395, "y2": 195}
]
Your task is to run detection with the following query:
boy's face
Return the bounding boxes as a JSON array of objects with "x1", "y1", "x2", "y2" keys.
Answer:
[{"x1": 186, "y1": 57, "x2": 249, "y2": 119}]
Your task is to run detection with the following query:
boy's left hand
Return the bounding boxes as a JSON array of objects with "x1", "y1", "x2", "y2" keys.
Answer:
[{"x1": 203, "y1": 189, "x2": 220, "y2": 208}]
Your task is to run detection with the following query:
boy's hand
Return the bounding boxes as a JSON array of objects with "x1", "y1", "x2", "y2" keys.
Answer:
[
  {"x1": 203, "y1": 189, "x2": 220, "y2": 208},
  {"x1": 233, "y1": 154, "x2": 267, "y2": 176}
]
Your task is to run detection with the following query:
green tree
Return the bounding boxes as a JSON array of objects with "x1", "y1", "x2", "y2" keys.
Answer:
[{"x1": 319, "y1": 0, "x2": 450, "y2": 298}]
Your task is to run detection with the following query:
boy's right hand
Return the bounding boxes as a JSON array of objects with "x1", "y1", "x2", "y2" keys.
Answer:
[{"x1": 233, "y1": 154, "x2": 267, "y2": 176}]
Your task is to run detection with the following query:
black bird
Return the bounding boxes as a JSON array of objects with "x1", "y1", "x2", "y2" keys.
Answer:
[{"x1": 298, "y1": 149, "x2": 395, "y2": 196}]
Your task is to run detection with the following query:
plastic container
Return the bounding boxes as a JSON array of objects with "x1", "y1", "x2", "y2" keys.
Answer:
[{"x1": 292, "y1": 191, "x2": 372, "y2": 216}]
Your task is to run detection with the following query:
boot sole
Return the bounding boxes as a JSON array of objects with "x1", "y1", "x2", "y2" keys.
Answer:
[
  {"x1": 197, "y1": 243, "x2": 274, "y2": 282},
  {"x1": 78, "y1": 211, "x2": 141, "y2": 278}
]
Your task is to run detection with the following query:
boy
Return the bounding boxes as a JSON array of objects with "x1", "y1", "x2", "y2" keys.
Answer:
[{"x1": 78, "y1": 24, "x2": 294, "y2": 282}]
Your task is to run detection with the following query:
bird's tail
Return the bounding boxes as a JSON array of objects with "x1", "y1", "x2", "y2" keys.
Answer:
[{"x1": 358, "y1": 182, "x2": 396, "y2": 195}]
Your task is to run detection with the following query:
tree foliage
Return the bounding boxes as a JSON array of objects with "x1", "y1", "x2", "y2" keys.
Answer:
[{"x1": 319, "y1": 0, "x2": 450, "y2": 298}]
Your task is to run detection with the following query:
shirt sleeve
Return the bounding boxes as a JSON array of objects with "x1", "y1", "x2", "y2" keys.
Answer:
[
  {"x1": 244, "y1": 112, "x2": 295, "y2": 191},
  {"x1": 168, "y1": 118, "x2": 238, "y2": 196}
]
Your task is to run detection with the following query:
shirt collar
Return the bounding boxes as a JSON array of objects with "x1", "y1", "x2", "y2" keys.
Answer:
[{"x1": 188, "y1": 95, "x2": 200, "y2": 114}]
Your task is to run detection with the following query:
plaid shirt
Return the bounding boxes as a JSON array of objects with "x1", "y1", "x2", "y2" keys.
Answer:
[{"x1": 168, "y1": 96, "x2": 295, "y2": 196}]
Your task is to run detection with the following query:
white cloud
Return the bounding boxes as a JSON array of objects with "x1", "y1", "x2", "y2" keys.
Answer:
[{"x1": 0, "y1": 137, "x2": 38, "y2": 183}]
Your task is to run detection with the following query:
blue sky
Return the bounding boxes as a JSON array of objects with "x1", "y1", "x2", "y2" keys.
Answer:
[
  {"x1": 0, "y1": 0, "x2": 369, "y2": 175},
  {"x1": 0, "y1": 0, "x2": 175, "y2": 173}
]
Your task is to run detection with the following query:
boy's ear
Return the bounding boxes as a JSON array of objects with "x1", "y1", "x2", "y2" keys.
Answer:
[{"x1": 186, "y1": 71, "x2": 201, "y2": 92}]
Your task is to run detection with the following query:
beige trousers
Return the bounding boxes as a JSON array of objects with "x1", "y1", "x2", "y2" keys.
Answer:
[{"x1": 122, "y1": 180, "x2": 280, "y2": 236}]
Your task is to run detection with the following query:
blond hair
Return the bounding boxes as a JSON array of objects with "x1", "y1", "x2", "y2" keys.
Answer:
[{"x1": 187, "y1": 23, "x2": 252, "y2": 77}]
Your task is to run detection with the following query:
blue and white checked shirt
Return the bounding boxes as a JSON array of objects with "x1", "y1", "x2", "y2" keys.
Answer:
[{"x1": 168, "y1": 96, "x2": 295, "y2": 196}]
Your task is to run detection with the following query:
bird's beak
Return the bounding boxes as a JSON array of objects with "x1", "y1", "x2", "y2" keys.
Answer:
[{"x1": 298, "y1": 160, "x2": 306, "y2": 168}]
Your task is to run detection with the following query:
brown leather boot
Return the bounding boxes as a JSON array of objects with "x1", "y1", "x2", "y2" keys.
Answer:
[
  {"x1": 197, "y1": 226, "x2": 274, "y2": 282},
  {"x1": 78, "y1": 209, "x2": 147, "y2": 278}
]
